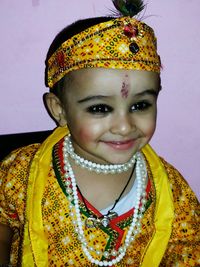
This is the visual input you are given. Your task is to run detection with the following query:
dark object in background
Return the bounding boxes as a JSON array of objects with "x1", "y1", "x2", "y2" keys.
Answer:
[{"x1": 0, "y1": 130, "x2": 53, "y2": 161}]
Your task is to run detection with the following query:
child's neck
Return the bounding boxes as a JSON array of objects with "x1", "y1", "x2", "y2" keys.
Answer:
[{"x1": 69, "y1": 159, "x2": 136, "y2": 211}]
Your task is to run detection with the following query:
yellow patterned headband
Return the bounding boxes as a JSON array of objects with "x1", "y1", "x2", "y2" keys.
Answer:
[{"x1": 47, "y1": 17, "x2": 161, "y2": 88}]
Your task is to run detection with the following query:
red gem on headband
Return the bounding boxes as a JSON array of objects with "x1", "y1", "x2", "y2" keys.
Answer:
[
  {"x1": 124, "y1": 23, "x2": 138, "y2": 38},
  {"x1": 56, "y1": 51, "x2": 65, "y2": 68}
]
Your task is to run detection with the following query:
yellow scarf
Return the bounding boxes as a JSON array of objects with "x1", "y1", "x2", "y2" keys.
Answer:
[{"x1": 22, "y1": 127, "x2": 174, "y2": 267}]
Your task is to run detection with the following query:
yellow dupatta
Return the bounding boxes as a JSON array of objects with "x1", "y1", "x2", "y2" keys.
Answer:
[
  {"x1": 22, "y1": 127, "x2": 174, "y2": 267},
  {"x1": 141, "y1": 146, "x2": 174, "y2": 266}
]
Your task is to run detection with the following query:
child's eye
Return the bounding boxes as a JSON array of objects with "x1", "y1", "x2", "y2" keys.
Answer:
[
  {"x1": 86, "y1": 104, "x2": 113, "y2": 114},
  {"x1": 130, "y1": 101, "x2": 152, "y2": 112}
]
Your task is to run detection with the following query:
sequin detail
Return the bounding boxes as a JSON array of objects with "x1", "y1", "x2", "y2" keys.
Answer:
[
  {"x1": 0, "y1": 142, "x2": 199, "y2": 266},
  {"x1": 47, "y1": 17, "x2": 160, "y2": 88}
]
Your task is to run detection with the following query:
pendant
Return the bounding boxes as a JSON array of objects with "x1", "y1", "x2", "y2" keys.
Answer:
[
  {"x1": 107, "y1": 211, "x2": 118, "y2": 220},
  {"x1": 100, "y1": 216, "x2": 110, "y2": 227},
  {"x1": 85, "y1": 211, "x2": 119, "y2": 228}
]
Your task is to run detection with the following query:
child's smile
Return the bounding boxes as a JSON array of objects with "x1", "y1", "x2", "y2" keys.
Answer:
[
  {"x1": 100, "y1": 139, "x2": 136, "y2": 151},
  {"x1": 53, "y1": 68, "x2": 160, "y2": 164}
]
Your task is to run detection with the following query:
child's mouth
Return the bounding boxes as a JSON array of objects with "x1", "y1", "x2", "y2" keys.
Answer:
[{"x1": 102, "y1": 139, "x2": 136, "y2": 150}]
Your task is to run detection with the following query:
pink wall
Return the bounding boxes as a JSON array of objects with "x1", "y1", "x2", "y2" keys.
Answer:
[{"x1": 0, "y1": 0, "x2": 199, "y2": 199}]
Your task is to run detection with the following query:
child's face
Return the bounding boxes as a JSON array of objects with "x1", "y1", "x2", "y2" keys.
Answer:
[{"x1": 59, "y1": 68, "x2": 160, "y2": 164}]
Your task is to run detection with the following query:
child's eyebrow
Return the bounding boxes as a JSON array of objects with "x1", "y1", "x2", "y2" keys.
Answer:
[
  {"x1": 77, "y1": 95, "x2": 111, "y2": 103},
  {"x1": 77, "y1": 89, "x2": 159, "y2": 103},
  {"x1": 134, "y1": 89, "x2": 159, "y2": 97}
]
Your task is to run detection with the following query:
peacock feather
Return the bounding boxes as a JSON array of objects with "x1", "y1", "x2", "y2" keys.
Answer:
[{"x1": 112, "y1": 0, "x2": 145, "y2": 17}]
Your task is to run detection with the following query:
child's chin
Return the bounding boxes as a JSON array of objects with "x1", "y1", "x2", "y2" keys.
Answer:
[{"x1": 106, "y1": 157, "x2": 134, "y2": 165}]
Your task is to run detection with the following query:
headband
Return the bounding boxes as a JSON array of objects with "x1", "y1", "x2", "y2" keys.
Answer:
[{"x1": 47, "y1": 16, "x2": 161, "y2": 89}]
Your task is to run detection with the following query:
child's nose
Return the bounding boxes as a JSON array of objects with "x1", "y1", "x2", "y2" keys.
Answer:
[{"x1": 110, "y1": 113, "x2": 135, "y2": 136}]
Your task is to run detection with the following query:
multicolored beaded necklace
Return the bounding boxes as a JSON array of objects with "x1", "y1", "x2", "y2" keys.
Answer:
[{"x1": 62, "y1": 136, "x2": 147, "y2": 266}]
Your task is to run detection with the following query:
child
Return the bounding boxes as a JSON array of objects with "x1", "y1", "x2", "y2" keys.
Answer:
[{"x1": 0, "y1": 0, "x2": 199, "y2": 266}]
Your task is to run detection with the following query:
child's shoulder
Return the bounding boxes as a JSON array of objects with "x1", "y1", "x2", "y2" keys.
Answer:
[
  {"x1": 0, "y1": 143, "x2": 40, "y2": 179},
  {"x1": 160, "y1": 157, "x2": 199, "y2": 208},
  {"x1": 158, "y1": 159, "x2": 200, "y2": 266},
  {"x1": 160, "y1": 157, "x2": 191, "y2": 188},
  {"x1": 0, "y1": 144, "x2": 40, "y2": 228}
]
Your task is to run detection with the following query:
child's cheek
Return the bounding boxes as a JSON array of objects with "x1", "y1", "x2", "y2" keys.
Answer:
[
  {"x1": 77, "y1": 123, "x2": 102, "y2": 142},
  {"x1": 147, "y1": 122, "x2": 156, "y2": 138},
  {"x1": 78, "y1": 128, "x2": 94, "y2": 143}
]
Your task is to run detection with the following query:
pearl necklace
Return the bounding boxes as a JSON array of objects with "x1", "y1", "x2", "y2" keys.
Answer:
[
  {"x1": 62, "y1": 136, "x2": 147, "y2": 266},
  {"x1": 64, "y1": 135, "x2": 136, "y2": 174}
]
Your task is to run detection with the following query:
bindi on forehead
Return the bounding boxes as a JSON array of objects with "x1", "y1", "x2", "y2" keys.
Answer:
[{"x1": 121, "y1": 74, "x2": 130, "y2": 99}]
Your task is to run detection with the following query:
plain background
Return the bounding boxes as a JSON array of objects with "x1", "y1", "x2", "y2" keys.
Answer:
[{"x1": 0, "y1": 0, "x2": 199, "y2": 199}]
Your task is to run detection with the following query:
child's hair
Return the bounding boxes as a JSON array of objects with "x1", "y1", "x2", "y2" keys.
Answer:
[{"x1": 45, "y1": 16, "x2": 114, "y2": 99}]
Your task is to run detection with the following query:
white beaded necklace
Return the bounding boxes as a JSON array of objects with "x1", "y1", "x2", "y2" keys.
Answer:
[
  {"x1": 62, "y1": 136, "x2": 147, "y2": 266},
  {"x1": 64, "y1": 135, "x2": 136, "y2": 174}
]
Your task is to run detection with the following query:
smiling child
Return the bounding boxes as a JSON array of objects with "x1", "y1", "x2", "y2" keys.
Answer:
[{"x1": 0, "y1": 0, "x2": 199, "y2": 266}]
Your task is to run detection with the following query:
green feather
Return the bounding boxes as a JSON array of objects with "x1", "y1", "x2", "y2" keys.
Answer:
[{"x1": 112, "y1": 0, "x2": 145, "y2": 17}]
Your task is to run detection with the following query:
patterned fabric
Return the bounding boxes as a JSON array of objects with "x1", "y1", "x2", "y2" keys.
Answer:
[
  {"x1": 47, "y1": 17, "x2": 160, "y2": 88},
  {"x1": 0, "y1": 141, "x2": 199, "y2": 266},
  {"x1": 0, "y1": 144, "x2": 39, "y2": 265},
  {"x1": 159, "y1": 158, "x2": 200, "y2": 266}
]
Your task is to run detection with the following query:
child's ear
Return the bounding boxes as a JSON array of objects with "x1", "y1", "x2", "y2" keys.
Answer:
[{"x1": 44, "y1": 93, "x2": 67, "y2": 126}]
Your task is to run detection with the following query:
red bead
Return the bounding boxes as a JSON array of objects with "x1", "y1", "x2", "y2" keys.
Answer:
[
  {"x1": 56, "y1": 51, "x2": 65, "y2": 67},
  {"x1": 124, "y1": 24, "x2": 138, "y2": 38}
]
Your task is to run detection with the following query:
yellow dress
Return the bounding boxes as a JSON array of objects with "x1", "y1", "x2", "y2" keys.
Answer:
[{"x1": 0, "y1": 127, "x2": 199, "y2": 266}]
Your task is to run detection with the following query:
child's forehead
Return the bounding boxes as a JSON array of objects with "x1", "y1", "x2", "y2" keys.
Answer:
[{"x1": 66, "y1": 68, "x2": 160, "y2": 96}]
